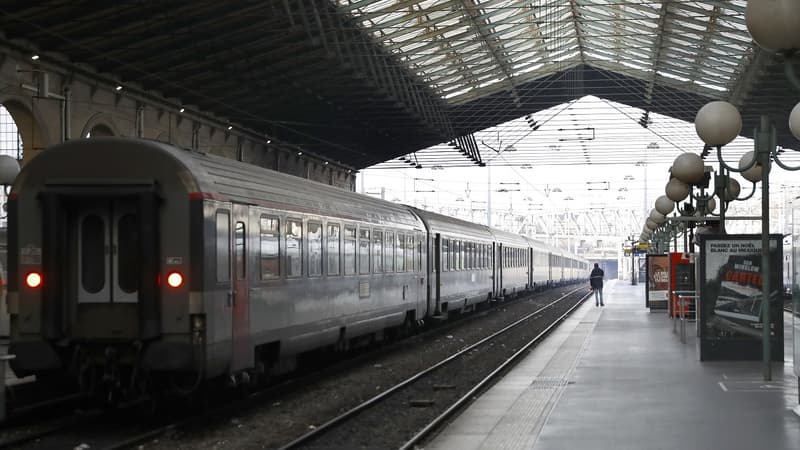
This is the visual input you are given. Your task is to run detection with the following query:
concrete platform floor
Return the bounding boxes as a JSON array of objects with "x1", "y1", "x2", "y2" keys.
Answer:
[{"x1": 428, "y1": 280, "x2": 800, "y2": 450}]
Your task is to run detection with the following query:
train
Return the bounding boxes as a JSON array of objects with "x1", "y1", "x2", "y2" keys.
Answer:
[{"x1": 6, "y1": 138, "x2": 588, "y2": 400}]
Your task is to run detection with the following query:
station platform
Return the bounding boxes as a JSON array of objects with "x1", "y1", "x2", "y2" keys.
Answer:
[{"x1": 428, "y1": 280, "x2": 800, "y2": 450}]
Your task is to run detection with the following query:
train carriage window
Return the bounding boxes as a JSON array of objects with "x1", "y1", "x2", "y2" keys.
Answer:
[
  {"x1": 344, "y1": 226, "x2": 356, "y2": 275},
  {"x1": 260, "y1": 216, "x2": 280, "y2": 279},
  {"x1": 308, "y1": 222, "x2": 322, "y2": 277},
  {"x1": 471, "y1": 243, "x2": 477, "y2": 269},
  {"x1": 216, "y1": 211, "x2": 230, "y2": 283},
  {"x1": 286, "y1": 219, "x2": 303, "y2": 278},
  {"x1": 384, "y1": 231, "x2": 394, "y2": 272},
  {"x1": 81, "y1": 215, "x2": 106, "y2": 293},
  {"x1": 396, "y1": 233, "x2": 405, "y2": 271},
  {"x1": 454, "y1": 240, "x2": 460, "y2": 271},
  {"x1": 327, "y1": 223, "x2": 340, "y2": 276},
  {"x1": 235, "y1": 222, "x2": 246, "y2": 280},
  {"x1": 406, "y1": 235, "x2": 414, "y2": 271},
  {"x1": 373, "y1": 231, "x2": 383, "y2": 273},
  {"x1": 359, "y1": 228, "x2": 370, "y2": 274}
]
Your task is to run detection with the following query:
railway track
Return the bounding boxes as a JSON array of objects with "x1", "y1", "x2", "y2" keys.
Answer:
[
  {"x1": 278, "y1": 287, "x2": 589, "y2": 450},
  {"x1": 0, "y1": 286, "x2": 578, "y2": 450}
]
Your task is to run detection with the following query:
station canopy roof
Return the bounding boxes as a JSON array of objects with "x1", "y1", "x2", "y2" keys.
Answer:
[{"x1": 0, "y1": 0, "x2": 795, "y2": 169}]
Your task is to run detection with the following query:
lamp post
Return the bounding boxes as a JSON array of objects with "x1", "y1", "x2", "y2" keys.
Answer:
[{"x1": 677, "y1": 0, "x2": 800, "y2": 382}]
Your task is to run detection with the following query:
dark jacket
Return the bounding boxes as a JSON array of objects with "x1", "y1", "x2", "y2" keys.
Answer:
[{"x1": 590, "y1": 267, "x2": 604, "y2": 289}]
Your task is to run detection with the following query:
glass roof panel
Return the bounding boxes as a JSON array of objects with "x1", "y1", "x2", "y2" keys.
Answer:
[{"x1": 336, "y1": 0, "x2": 755, "y2": 104}]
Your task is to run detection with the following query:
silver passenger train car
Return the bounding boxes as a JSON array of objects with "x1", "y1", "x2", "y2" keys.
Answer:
[{"x1": 7, "y1": 138, "x2": 587, "y2": 399}]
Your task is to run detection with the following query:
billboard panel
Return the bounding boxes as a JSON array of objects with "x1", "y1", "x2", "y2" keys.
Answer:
[
  {"x1": 646, "y1": 254, "x2": 669, "y2": 309},
  {"x1": 697, "y1": 234, "x2": 783, "y2": 361}
]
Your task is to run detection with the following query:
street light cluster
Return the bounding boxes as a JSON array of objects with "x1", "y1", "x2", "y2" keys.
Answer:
[
  {"x1": 637, "y1": 0, "x2": 800, "y2": 246},
  {"x1": 636, "y1": 0, "x2": 800, "y2": 382}
]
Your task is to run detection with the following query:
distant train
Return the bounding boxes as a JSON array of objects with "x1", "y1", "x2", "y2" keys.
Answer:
[{"x1": 6, "y1": 138, "x2": 587, "y2": 400}]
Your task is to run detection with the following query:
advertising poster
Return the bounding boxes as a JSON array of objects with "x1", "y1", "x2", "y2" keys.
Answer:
[
  {"x1": 793, "y1": 206, "x2": 800, "y2": 377},
  {"x1": 698, "y1": 234, "x2": 783, "y2": 361},
  {"x1": 646, "y1": 254, "x2": 669, "y2": 309}
]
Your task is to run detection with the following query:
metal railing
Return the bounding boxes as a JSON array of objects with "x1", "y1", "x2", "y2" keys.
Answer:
[{"x1": 671, "y1": 290, "x2": 697, "y2": 344}]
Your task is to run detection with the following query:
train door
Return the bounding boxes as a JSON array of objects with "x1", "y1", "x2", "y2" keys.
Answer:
[
  {"x1": 433, "y1": 233, "x2": 441, "y2": 316},
  {"x1": 231, "y1": 203, "x2": 252, "y2": 371},
  {"x1": 415, "y1": 232, "x2": 425, "y2": 309},
  {"x1": 528, "y1": 248, "x2": 533, "y2": 289},
  {"x1": 496, "y1": 243, "x2": 503, "y2": 298},
  {"x1": 73, "y1": 200, "x2": 140, "y2": 338}
]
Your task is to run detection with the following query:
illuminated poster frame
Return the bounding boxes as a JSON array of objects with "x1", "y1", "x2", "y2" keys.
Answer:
[
  {"x1": 696, "y1": 234, "x2": 783, "y2": 361},
  {"x1": 645, "y1": 254, "x2": 669, "y2": 310}
]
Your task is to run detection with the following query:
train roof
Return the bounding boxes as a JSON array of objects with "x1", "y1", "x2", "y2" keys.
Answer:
[
  {"x1": 488, "y1": 228, "x2": 529, "y2": 248},
  {"x1": 408, "y1": 207, "x2": 494, "y2": 242},
  {"x1": 14, "y1": 138, "x2": 423, "y2": 229}
]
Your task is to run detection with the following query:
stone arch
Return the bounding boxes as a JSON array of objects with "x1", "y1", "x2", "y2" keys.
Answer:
[
  {"x1": 80, "y1": 113, "x2": 122, "y2": 138},
  {"x1": 0, "y1": 96, "x2": 50, "y2": 165}
]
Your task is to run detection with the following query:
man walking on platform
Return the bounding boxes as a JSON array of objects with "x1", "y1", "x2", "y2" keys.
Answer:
[{"x1": 590, "y1": 263, "x2": 604, "y2": 307}]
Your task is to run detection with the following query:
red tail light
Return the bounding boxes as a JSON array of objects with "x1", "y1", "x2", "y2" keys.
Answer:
[
  {"x1": 167, "y1": 271, "x2": 184, "y2": 288},
  {"x1": 25, "y1": 272, "x2": 42, "y2": 288}
]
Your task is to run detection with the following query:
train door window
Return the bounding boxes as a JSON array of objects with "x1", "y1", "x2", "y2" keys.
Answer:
[
  {"x1": 417, "y1": 236, "x2": 423, "y2": 271},
  {"x1": 308, "y1": 221, "x2": 322, "y2": 277},
  {"x1": 439, "y1": 239, "x2": 450, "y2": 272},
  {"x1": 260, "y1": 216, "x2": 280, "y2": 279},
  {"x1": 81, "y1": 214, "x2": 107, "y2": 294},
  {"x1": 384, "y1": 231, "x2": 394, "y2": 272},
  {"x1": 344, "y1": 226, "x2": 356, "y2": 275},
  {"x1": 406, "y1": 235, "x2": 415, "y2": 271},
  {"x1": 286, "y1": 219, "x2": 303, "y2": 278},
  {"x1": 359, "y1": 228, "x2": 370, "y2": 274},
  {"x1": 116, "y1": 213, "x2": 138, "y2": 294},
  {"x1": 458, "y1": 241, "x2": 464, "y2": 270},
  {"x1": 216, "y1": 211, "x2": 230, "y2": 283},
  {"x1": 235, "y1": 221, "x2": 246, "y2": 280},
  {"x1": 327, "y1": 223, "x2": 340, "y2": 276},
  {"x1": 373, "y1": 231, "x2": 383, "y2": 273},
  {"x1": 396, "y1": 233, "x2": 405, "y2": 271}
]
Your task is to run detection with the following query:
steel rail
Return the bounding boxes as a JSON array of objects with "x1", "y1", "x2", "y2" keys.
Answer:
[
  {"x1": 278, "y1": 286, "x2": 587, "y2": 450},
  {"x1": 399, "y1": 289, "x2": 591, "y2": 450}
]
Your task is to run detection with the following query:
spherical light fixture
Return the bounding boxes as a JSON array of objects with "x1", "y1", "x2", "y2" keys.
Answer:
[
  {"x1": 705, "y1": 197, "x2": 717, "y2": 214},
  {"x1": 645, "y1": 218, "x2": 658, "y2": 230},
  {"x1": 671, "y1": 153, "x2": 705, "y2": 185},
  {"x1": 649, "y1": 209, "x2": 666, "y2": 225},
  {"x1": 789, "y1": 102, "x2": 800, "y2": 142},
  {"x1": 0, "y1": 155, "x2": 20, "y2": 186},
  {"x1": 745, "y1": 0, "x2": 800, "y2": 52},
  {"x1": 723, "y1": 178, "x2": 741, "y2": 202},
  {"x1": 665, "y1": 178, "x2": 690, "y2": 202},
  {"x1": 654, "y1": 195, "x2": 675, "y2": 215},
  {"x1": 694, "y1": 101, "x2": 742, "y2": 147},
  {"x1": 739, "y1": 151, "x2": 763, "y2": 183}
]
